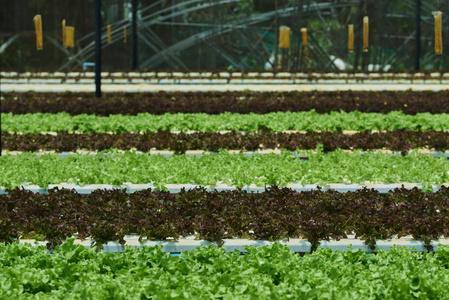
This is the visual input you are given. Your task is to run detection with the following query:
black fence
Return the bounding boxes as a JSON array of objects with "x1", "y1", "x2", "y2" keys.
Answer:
[{"x1": 1, "y1": 0, "x2": 448, "y2": 71}]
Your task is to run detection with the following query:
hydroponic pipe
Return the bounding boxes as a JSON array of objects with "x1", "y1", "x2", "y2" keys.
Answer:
[{"x1": 95, "y1": 0, "x2": 102, "y2": 98}]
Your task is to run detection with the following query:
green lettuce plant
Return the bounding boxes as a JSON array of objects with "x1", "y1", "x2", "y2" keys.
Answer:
[
  {"x1": 3, "y1": 111, "x2": 449, "y2": 133},
  {"x1": 2, "y1": 241, "x2": 449, "y2": 298},
  {"x1": 1, "y1": 148, "x2": 448, "y2": 190}
]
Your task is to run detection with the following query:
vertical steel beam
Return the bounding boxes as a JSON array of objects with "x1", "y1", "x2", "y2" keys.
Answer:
[
  {"x1": 95, "y1": 0, "x2": 102, "y2": 98},
  {"x1": 274, "y1": 0, "x2": 278, "y2": 71},
  {"x1": 132, "y1": 0, "x2": 138, "y2": 70},
  {"x1": 415, "y1": 0, "x2": 421, "y2": 70},
  {"x1": 0, "y1": 81, "x2": 2, "y2": 156}
]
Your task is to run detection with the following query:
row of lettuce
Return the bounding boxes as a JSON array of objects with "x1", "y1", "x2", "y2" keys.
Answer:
[
  {"x1": 4, "y1": 91, "x2": 449, "y2": 115},
  {"x1": 2, "y1": 240, "x2": 449, "y2": 298},
  {"x1": 3, "y1": 92, "x2": 447, "y2": 298},
  {"x1": 3, "y1": 130, "x2": 449, "y2": 153},
  {"x1": 2, "y1": 111, "x2": 449, "y2": 133},
  {"x1": 0, "y1": 150, "x2": 448, "y2": 190},
  {"x1": 2, "y1": 186, "x2": 449, "y2": 250}
]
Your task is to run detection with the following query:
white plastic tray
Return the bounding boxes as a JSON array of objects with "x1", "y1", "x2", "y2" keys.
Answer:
[
  {"x1": 20, "y1": 235, "x2": 449, "y2": 253},
  {"x1": 1, "y1": 182, "x2": 446, "y2": 194},
  {"x1": 3, "y1": 83, "x2": 449, "y2": 93},
  {"x1": 3, "y1": 149, "x2": 449, "y2": 158}
]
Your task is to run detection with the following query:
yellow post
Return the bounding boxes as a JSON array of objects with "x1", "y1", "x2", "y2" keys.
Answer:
[
  {"x1": 107, "y1": 25, "x2": 112, "y2": 43},
  {"x1": 279, "y1": 26, "x2": 291, "y2": 49},
  {"x1": 301, "y1": 28, "x2": 308, "y2": 46},
  {"x1": 124, "y1": 26, "x2": 127, "y2": 43},
  {"x1": 65, "y1": 26, "x2": 75, "y2": 48},
  {"x1": 348, "y1": 24, "x2": 354, "y2": 53},
  {"x1": 33, "y1": 14, "x2": 43, "y2": 50},
  {"x1": 433, "y1": 11, "x2": 443, "y2": 55},
  {"x1": 62, "y1": 19, "x2": 66, "y2": 47},
  {"x1": 363, "y1": 16, "x2": 369, "y2": 52}
]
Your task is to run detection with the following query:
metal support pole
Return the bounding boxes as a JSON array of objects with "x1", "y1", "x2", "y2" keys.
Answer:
[
  {"x1": 95, "y1": 0, "x2": 102, "y2": 98},
  {"x1": 132, "y1": 0, "x2": 138, "y2": 70},
  {"x1": 273, "y1": 0, "x2": 278, "y2": 71},
  {"x1": 415, "y1": 0, "x2": 421, "y2": 70},
  {"x1": 0, "y1": 87, "x2": 2, "y2": 157}
]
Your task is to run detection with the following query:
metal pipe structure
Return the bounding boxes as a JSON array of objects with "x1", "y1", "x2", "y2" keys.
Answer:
[
  {"x1": 95, "y1": 0, "x2": 102, "y2": 98},
  {"x1": 132, "y1": 0, "x2": 138, "y2": 70},
  {"x1": 59, "y1": 1, "x2": 356, "y2": 70},
  {"x1": 415, "y1": 0, "x2": 421, "y2": 70},
  {"x1": 57, "y1": 1, "x2": 442, "y2": 71}
]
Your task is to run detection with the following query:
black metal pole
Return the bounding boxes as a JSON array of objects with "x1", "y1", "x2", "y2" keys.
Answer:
[
  {"x1": 0, "y1": 89, "x2": 2, "y2": 157},
  {"x1": 132, "y1": 0, "x2": 138, "y2": 70},
  {"x1": 0, "y1": 51, "x2": 2, "y2": 156},
  {"x1": 95, "y1": 0, "x2": 102, "y2": 98},
  {"x1": 273, "y1": 0, "x2": 278, "y2": 71},
  {"x1": 415, "y1": 0, "x2": 421, "y2": 70}
]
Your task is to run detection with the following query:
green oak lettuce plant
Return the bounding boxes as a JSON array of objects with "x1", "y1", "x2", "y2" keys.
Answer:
[
  {"x1": 3, "y1": 111, "x2": 449, "y2": 133},
  {"x1": 2, "y1": 241, "x2": 449, "y2": 298},
  {"x1": 0, "y1": 149, "x2": 448, "y2": 190}
]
